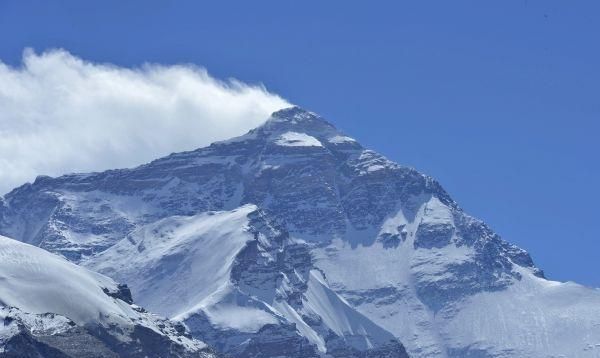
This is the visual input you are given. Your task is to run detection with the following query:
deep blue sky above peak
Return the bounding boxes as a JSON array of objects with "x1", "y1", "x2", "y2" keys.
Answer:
[{"x1": 0, "y1": 1, "x2": 598, "y2": 286}]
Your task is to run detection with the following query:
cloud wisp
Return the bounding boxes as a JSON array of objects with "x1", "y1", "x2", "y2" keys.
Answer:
[{"x1": 0, "y1": 49, "x2": 290, "y2": 194}]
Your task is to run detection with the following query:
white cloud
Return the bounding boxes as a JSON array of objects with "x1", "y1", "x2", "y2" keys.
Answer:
[{"x1": 0, "y1": 49, "x2": 291, "y2": 194}]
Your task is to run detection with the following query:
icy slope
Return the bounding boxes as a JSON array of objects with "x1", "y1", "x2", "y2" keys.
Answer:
[
  {"x1": 0, "y1": 235, "x2": 133, "y2": 325},
  {"x1": 312, "y1": 197, "x2": 600, "y2": 357},
  {"x1": 439, "y1": 271, "x2": 600, "y2": 357},
  {"x1": 0, "y1": 235, "x2": 215, "y2": 357},
  {"x1": 87, "y1": 205, "x2": 257, "y2": 319}
]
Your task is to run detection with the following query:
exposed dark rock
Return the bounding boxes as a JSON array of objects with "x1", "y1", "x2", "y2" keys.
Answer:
[{"x1": 102, "y1": 284, "x2": 133, "y2": 304}]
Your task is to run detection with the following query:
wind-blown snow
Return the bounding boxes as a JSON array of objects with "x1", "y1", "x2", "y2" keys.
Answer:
[
  {"x1": 328, "y1": 135, "x2": 356, "y2": 144},
  {"x1": 203, "y1": 300, "x2": 279, "y2": 333},
  {"x1": 275, "y1": 132, "x2": 323, "y2": 147},
  {"x1": 0, "y1": 49, "x2": 290, "y2": 195}
]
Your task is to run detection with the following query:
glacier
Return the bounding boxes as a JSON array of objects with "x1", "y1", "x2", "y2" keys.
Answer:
[{"x1": 1, "y1": 106, "x2": 600, "y2": 357}]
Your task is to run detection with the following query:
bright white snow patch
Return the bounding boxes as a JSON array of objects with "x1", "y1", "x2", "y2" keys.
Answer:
[
  {"x1": 275, "y1": 132, "x2": 323, "y2": 147},
  {"x1": 328, "y1": 135, "x2": 356, "y2": 144},
  {"x1": 273, "y1": 300, "x2": 327, "y2": 352},
  {"x1": 204, "y1": 303, "x2": 278, "y2": 333},
  {"x1": 301, "y1": 270, "x2": 397, "y2": 350},
  {"x1": 354, "y1": 150, "x2": 397, "y2": 175},
  {"x1": 421, "y1": 196, "x2": 454, "y2": 225}
]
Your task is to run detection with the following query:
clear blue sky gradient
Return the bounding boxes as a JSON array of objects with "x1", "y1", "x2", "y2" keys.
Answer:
[{"x1": 1, "y1": 1, "x2": 598, "y2": 286}]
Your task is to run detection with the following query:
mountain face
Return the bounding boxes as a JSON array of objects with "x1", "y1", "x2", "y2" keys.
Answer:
[
  {"x1": 0, "y1": 235, "x2": 217, "y2": 358},
  {"x1": 1, "y1": 106, "x2": 600, "y2": 357}
]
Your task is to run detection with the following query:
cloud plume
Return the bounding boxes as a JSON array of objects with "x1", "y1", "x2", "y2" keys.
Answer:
[{"x1": 0, "y1": 49, "x2": 290, "y2": 194}]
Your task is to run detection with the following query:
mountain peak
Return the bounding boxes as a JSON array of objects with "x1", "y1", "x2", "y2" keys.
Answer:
[
  {"x1": 270, "y1": 106, "x2": 320, "y2": 122},
  {"x1": 2, "y1": 105, "x2": 597, "y2": 358},
  {"x1": 257, "y1": 106, "x2": 345, "y2": 143}
]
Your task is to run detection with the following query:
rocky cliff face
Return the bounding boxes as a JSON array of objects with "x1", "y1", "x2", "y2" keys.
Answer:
[{"x1": 2, "y1": 107, "x2": 600, "y2": 357}]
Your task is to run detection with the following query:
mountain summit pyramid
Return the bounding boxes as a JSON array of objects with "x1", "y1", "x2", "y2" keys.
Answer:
[{"x1": 1, "y1": 107, "x2": 600, "y2": 357}]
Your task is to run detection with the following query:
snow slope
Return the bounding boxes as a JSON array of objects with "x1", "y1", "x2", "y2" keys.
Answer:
[
  {"x1": 312, "y1": 199, "x2": 600, "y2": 357},
  {"x1": 0, "y1": 235, "x2": 133, "y2": 325},
  {"x1": 439, "y1": 270, "x2": 600, "y2": 357},
  {"x1": 86, "y1": 205, "x2": 407, "y2": 357},
  {"x1": 0, "y1": 235, "x2": 213, "y2": 357},
  {"x1": 87, "y1": 205, "x2": 256, "y2": 319}
]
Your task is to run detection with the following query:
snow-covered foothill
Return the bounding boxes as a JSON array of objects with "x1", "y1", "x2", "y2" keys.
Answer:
[{"x1": 0, "y1": 235, "x2": 213, "y2": 357}]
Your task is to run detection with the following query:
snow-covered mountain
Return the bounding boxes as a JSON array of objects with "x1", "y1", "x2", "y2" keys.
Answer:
[
  {"x1": 85, "y1": 205, "x2": 407, "y2": 357},
  {"x1": 0, "y1": 235, "x2": 217, "y2": 357},
  {"x1": 1, "y1": 106, "x2": 600, "y2": 357}
]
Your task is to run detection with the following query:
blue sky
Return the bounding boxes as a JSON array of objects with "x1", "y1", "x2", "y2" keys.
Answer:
[{"x1": 1, "y1": 1, "x2": 599, "y2": 286}]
